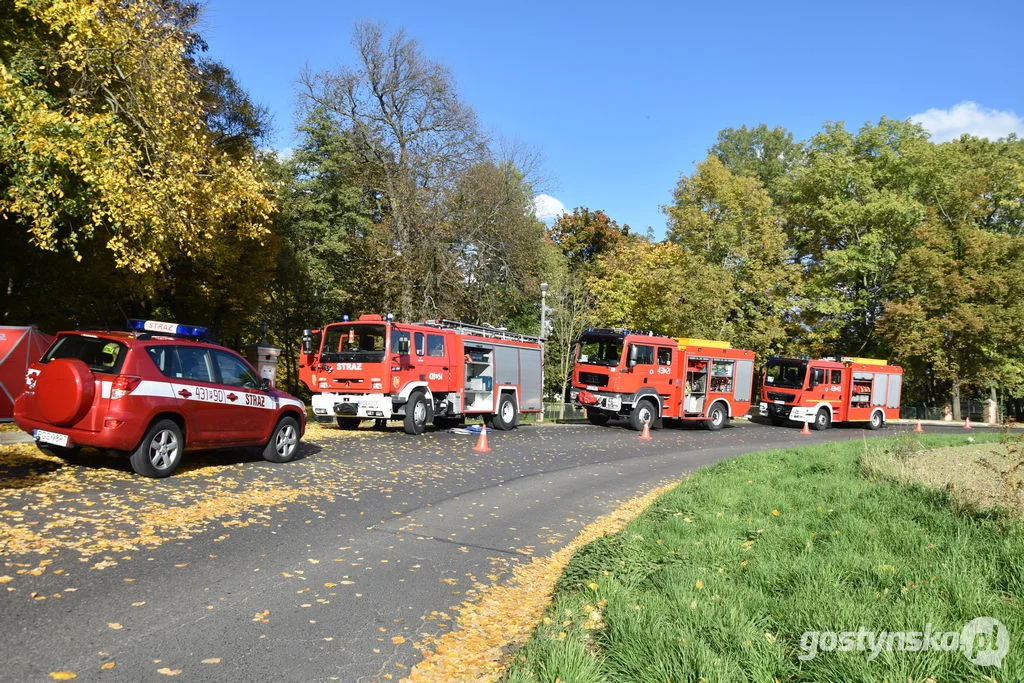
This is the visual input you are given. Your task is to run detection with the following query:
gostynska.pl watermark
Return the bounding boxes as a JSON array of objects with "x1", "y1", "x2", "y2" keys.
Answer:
[{"x1": 798, "y1": 617, "x2": 1009, "y2": 666}]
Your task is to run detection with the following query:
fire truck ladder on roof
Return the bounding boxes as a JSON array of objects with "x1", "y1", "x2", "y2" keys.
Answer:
[{"x1": 421, "y1": 319, "x2": 544, "y2": 345}]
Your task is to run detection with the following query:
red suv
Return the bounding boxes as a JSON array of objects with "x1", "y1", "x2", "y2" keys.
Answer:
[{"x1": 14, "y1": 320, "x2": 307, "y2": 477}]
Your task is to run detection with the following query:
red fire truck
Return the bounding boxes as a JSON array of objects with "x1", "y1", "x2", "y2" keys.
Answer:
[
  {"x1": 759, "y1": 356, "x2": 903, "y2": 430},
  {"x1": 299, "y1": 315, "x2": 543, "y2": 434},
  {"x1": 570, "y1": 329, "x2": 756, "y2": 431}
]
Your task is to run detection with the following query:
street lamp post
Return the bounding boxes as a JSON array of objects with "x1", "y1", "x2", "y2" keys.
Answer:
[{"x1": 538, "y1": 282, "x2": 548, "y2": 423}]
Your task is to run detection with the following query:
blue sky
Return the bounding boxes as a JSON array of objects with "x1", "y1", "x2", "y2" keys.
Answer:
[{"x1": 202, "y1": 0, "x2": 1024, "y2": 238}]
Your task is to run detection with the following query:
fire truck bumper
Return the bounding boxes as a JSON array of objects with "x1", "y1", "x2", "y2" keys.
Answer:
[
  {"x1": 569, "y1": 389, "x2": 623, "y2": 412},
  {"x1": 761, "y1": 402, "x2": 809, "y2": 422},
  {"x1": 311, "y1": 393, "x2": 393, "y2": 420}
]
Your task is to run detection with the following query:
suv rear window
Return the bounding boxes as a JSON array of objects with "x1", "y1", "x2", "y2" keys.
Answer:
[{"x1": 43, "y1": 335, "x2": 127, "y2": 374}]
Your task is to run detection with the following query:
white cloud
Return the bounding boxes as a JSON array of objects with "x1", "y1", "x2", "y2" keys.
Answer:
[
  {"x1": 911, "y1": 101, "x2": 1024, "y2": 143},
  {"x1": 533, "y1": 194, "x2": 567, "y2": 222}
]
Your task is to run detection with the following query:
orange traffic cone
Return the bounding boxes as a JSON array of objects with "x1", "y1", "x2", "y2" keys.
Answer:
[
  {"x1": 473, "y1": 424, "x2": 492, "y2": 452},
  {"x1": 963, "y1": 416, "x2": 972, "y2": 430},
  {"x1": 639, "y1": 419, "x2": 653, "y2": 441},
  {"x1": 800, "y1": 421, "x2": 811, "y2": 435},
  {"x1": 914, "y1": 420, "x2": 924, "y2": 433}
]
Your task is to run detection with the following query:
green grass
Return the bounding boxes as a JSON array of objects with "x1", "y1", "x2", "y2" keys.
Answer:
[{"x1": 502, "y1": 432, "x2": 1022, "y2": 682}]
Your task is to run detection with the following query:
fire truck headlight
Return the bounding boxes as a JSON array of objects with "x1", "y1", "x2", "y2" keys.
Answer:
[{"x1": 372, "y1": 382, "x2": 383, "y2": 390}]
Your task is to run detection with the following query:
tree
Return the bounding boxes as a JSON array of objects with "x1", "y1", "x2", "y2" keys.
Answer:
[
  {"x1": 666, "y1": 155, "x2": 800, "y2": 357},
  {"x1": 0, "y1": 0, "x2": 273, "y2": 273},
  {"x1": 299, "y1": 22, "x2": 487, "y2": 321},
  {"x1": 782, "y1": 117, "x2": 929, "y2": 357},
  {"x1": 587, "y1": 238, "x2": 735, "y2": 338},
  {"x1": 547, "y1": 208, "x2": 630, "y2": 268},
  {"x1": 446, "y1": 160, "x2": 548, "y2": 328},
  {"x1": 710, "y1": 124, "x2": 804, "y2": 202},
  {"x1": 880, "y1": 137, "x2": 1024, "y2": 415}
]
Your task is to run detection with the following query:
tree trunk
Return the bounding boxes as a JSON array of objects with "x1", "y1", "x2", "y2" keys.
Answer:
[{"x1": 951, "y1": 381, "x2": 961, "y2": 422}]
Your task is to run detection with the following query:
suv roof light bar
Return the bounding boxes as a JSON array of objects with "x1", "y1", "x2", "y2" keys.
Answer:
[{"x1": 128, "y1": 319, "x2": 209, "y2": 340}]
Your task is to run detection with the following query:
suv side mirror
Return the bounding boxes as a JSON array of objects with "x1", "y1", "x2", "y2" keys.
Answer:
[{"x1": 260, "y1": 377, "x2": 272, "y2": 390}]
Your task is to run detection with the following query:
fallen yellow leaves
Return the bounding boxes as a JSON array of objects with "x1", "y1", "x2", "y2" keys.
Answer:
[
  {"x1": 156, "y1": 667, "x2": 182, "y2": 676},
  {"x1": 252, "y1": 610, "x2": 270, "y2": 623},
  {"x1": 404, "y1": 481, "x2": 680, "y2": 682},
  {"x1": 48, "y1": 673, "x2": 76, "y2": 680}
]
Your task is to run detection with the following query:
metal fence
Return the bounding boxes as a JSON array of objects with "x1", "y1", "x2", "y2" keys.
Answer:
[
  {"x1": 899, "y1": 400, "x2": 999, "y2": 422},
  {"x1": 541, "y1": 402, "x2": 587, "y2": 422}
]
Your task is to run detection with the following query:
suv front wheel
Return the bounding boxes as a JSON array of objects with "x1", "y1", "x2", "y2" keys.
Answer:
[
  {"x1": 263, "y1": 416, "x2": 300, "y2": 463},
  {"x1": 130, "y1": 419, "x2": 183, "y2": 478}
]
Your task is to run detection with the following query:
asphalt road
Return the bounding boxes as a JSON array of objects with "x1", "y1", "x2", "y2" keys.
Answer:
[{"x1": 0, "y1": 419, "x2": 982, "y2": 682}]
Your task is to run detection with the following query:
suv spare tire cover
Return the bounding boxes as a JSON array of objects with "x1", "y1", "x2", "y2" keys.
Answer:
[{"x1": 36, "y1": 358, "x2": 95, "y2": 426}]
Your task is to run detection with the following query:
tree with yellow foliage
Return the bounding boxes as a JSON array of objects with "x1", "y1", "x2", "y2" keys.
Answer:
[{"x1": 0, "y1": 0, "x2": 273, "y2": 278}]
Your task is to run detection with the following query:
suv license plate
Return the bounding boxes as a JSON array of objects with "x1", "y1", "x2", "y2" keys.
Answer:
[{"x1": 34, "y1": 429, "x2": 70, "y2": 448}]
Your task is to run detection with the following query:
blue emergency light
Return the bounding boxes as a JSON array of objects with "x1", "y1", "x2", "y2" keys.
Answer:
[
  {"x1": 128, "y1": 319, "x2": 209, "y2": 339},
  {"x1": 341, "y1": 314, "x2": 350, "y2": 322}
]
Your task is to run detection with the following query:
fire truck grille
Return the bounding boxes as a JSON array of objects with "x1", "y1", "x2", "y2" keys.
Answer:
[
  {"x1": 578, "y1": 372, "x2": 609, "y2": 387},
  {"x1": 767, "y1": 391, "x2": 796, "y2": 402}
]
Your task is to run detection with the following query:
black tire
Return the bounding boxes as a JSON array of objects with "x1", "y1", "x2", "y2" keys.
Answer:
[
  {"x1": 812, "y1": 408, "x2": 831, "y2": 431},
  {"x1": 129, "y1": 419, "x2": 183, "y2": 478},
  {"x1": 336, "y1": 417, "x2": 362, "y2": 430},
  {"x1": 868, "y1": 411, "x2": 884, "y2": 430},
  {"x1": 403, "y1": 390, "x2": 431, "y2": 435},
  {"x1": 706, "y1": 402, "x2": 729, "y2": 431},
  {"x1": 491, "y1": 393, "x2": 518, "y2": 431},
  {"x1": 263, "y1": 416, "x2": 301, "y2": 463},
  {"x1": 628, "y1": 399, "x2": 657, "y2": 431},
  {"x1": 586, "y1": 409, "x2": 611, "y2": 426}
]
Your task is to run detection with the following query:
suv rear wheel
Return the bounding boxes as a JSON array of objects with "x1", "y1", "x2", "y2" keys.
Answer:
[{"x1": 130, "y1": 419, "x2": 183, "y2": 478}]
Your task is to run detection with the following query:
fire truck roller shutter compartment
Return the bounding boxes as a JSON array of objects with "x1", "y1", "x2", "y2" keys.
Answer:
[
  {"x1": 518, "y1": 347, "x2": 542, "y2": 411},
  {"x1": 885, "y1": 373, "x2": 902, "y2": 409},
  {"x1": 733, "y1": 359, "x2": 754, "y2": 403}
]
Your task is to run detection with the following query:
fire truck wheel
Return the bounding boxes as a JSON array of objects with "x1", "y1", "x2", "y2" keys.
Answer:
[
  {"x1": 812, "y1": 408, "x2": 831, "y2": 431},
  {"x1": 336, "y1": 417, "x2": 362, "y2": 430},
  {"x1": 868, "y1": 411, "x2": 884, "y2": 430},
  {"x1": 586, "y1": 409, "x2": 611, "y2": 426},
  {"x1": 403, "y1": 391, "x2": 432, "y2": 435},
  {"x1": 706, "y1": 402, "x2": 729, "y2": 431},
  {"x1": 492, "y1": 393, "x2": 518, "y2": 431},
  {"x1": 629, "y1": 399, "x2": 658, "y2": 431}
]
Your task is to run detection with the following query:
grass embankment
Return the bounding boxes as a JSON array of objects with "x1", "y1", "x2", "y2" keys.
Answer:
[{"x1": 502, "y1": 432, "x2": 1023, "y2": 682}]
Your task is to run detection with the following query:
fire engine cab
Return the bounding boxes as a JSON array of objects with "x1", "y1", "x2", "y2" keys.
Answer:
[
  {"x1": 299, "y1": 315, "x2": 543, "y2": 434},
  {"x1": 759, "y1": 356, "x2": 903, "y2": 430},
  {"x1": 570, "y1": 329, "x2": 756, "y2": 431}
]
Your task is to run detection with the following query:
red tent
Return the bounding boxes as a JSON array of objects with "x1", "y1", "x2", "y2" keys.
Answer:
[{"x1": 0, "y1": 326, "x2": 54, "y2": 421}]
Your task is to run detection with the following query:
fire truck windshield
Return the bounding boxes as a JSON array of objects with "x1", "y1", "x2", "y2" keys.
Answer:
[
  {"x1": 576, "y1": 335, "x2": 624, "y2": 367},
  {"x1": 764, "y1": 359, "x2": 807, "y2": 389},
  {"x1": 321, "y1": 324, "x2": 387, "y2": 363}
]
